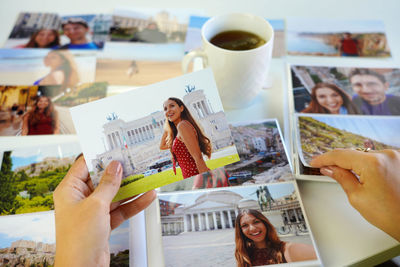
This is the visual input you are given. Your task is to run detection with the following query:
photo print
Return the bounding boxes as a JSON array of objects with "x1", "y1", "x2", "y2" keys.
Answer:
[
  {"x1": 184, "y1": 16, "x2": 285, "y2": 57},
  {"x1": 3, "y1": 12, "x2": 111, "y2": 50},
  {"x1": 109, "y1": 220, "x2": 130, "y2": 267},
  {"x1": 158, "y1": 182, "x2": 320, "y2": 266},
  {"x1": 70, "y1": 69, "x2": 239, "y2": 201},
  {"x1": 295, "y1": 114, "x2": 400, "y2": 170},
  {"x1": 0, "y1": 82, "x2": 107, "y2": 136},
  {"x1": 290, "y1": 65, "x2": 400, "y2": 116},
  {"x1": 4, "y1": 12, "x2": 62, "y2": 49},
  {"x1": 0, "y1": 212, "x2": 56, "y2": 266},
  {"x1": 0, "y1": 49, "x2": 96, "y2": 86},
  {"x1": 95, "y1": 57, "x2": 182, "y2": 87},
  {"x1": 110, "y1": 7, "x2": 200, "y2": 44},
  {"x1": 160, "y1": 119, "x2": 294, "y2": 192},
  {"x1": 0, "y1": 142, "x2": 81, "y2": 215},
  {"x1": 287, "y1": 18, "x2": 391, "y2": 57},
  {"x1": 0, "y1": 210, "x2": 130, "y2": 267},
  {"x1": 60, "y1": 14, "x2": 112, "y2": 49}
]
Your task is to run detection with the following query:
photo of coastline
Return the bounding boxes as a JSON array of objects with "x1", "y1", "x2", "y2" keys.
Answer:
[
  {"x1": 291, "y1": 65, "x2": 400, "y2": 116},
  {"x1": 70, "y1": 69, "x2": 239, "y2": 201},
  {"x1": 287, "y1": 18, "x2": 391, "y2": 57},
  {"x1": 296, "y1": 115, "x2": 400, "y2": 168},
  {"x1": 0, "y1": 49, "x2": 96, "y2": 86},
  {"x1": 158, "y1": 182, "x2": 319, "y2": 266}
]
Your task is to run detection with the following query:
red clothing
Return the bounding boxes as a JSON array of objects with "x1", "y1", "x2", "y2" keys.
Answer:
[
  {"x1": 250, "y1": 246, "x2": 287, "y2": 266},
  {"x1": 172, "y1": 137, "x2": 199, "y2": 178},
  {"x1": 28, "y1": 113, "x2": 54, "y2": 135},
  {"x1": 341, "y1": 38, "x2": 359, "y2": 55}
]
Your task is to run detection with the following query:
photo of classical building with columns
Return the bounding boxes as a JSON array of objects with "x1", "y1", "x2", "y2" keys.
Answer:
[
  {"x1": 159, "y1": 182, "x2": 309, "y2": 236},
  {"x1": 90, "y1": 88, "x2": 234, "y2": 184}
]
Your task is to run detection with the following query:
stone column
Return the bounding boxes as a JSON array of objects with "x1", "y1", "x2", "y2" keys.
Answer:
[
  {"x1": 191, "y1": 214, "x2": 195, "y2": 232},
  {"x1": 201, "y1": 100, "x2": 210, "y2": 115},
  {"x1": 284, "y1": 210, "x2": 289, "y2": 223},
  {"x1": 205, "y1": 212, "x2": 210, "y2": 230},
  {"x1": 107, "y1": 134, "x2": 114, "y2": 150},
  {"x1": 198, "y1": 213, "x2": 203, "y2": 231},
  {"x1": 220, "y1": 211, "x2": 226, "y2": 229},
  {"x1": 183, "y1": 214, "x2": 188, "y2": 232},
  {"x1": 213, "y1": 212, "x2": 217, "y2": 230},
  {"x1": 293, "y1": 209, "x2": 300, "y2": 223},
  {"x1": 227, "y1": 210, "x2": 233, "y2": 228}
]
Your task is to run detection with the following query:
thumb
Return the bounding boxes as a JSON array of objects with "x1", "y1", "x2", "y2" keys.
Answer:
[
  {"x1": 320, "y1": 166, "x2": 360, "y2": 196},
  {"x1": 91, "y1": 161, "x2": 123, "y2": 203}
]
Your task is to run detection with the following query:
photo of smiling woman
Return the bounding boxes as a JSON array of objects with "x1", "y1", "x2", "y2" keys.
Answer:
[
  {"x1": 16, "y1": 29, "x2": 60, "y2": 49},
  {"x1": 34, "y1": 50, "x2": 79, "y2": 90},
  {"x1": 235, "y1": 209, "x2": 317, "y2": 266},
  {"x1": 301, "y1": 83, "x2": 359, "y2": 114},
  {"x1": 21, "y1": 95, "x2": 59, "y2": 135},
  {"x1": 160, "y1": 97, "x2": 212, "y2": 182}
]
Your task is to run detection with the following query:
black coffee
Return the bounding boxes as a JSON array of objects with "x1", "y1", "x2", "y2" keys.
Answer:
[{"x1": 210, "y1": 30, "x2": 266, "y2": 51}]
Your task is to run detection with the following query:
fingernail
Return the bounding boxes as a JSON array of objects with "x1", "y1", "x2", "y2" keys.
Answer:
[
  {"x1": 320, "y1": 167, "x2": 333, "y2": 176},
  {"x1": 107, "y1": 161, "x2": 122, "y2": 175}
]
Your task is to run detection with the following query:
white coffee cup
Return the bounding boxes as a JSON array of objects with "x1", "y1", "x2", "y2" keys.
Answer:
[{"x1": 182, "y1": 13, "x2": 274, "y2": 109}]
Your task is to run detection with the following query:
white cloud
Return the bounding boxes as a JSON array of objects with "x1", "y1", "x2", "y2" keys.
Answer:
[{"x1": 0, "y1": 212, "x2": 55, "y2": 244}]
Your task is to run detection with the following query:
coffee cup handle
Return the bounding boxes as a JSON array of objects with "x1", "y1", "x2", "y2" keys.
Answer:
[{"x1": 182, "y1": 49, "x2": 208, "y2": 74}]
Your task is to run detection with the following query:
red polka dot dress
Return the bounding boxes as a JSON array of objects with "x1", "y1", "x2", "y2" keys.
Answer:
[{"x1": 172, "y1": 137, "x2": 199, "y2": 179}]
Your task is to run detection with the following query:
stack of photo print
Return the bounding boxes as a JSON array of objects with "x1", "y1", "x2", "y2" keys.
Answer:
[
  {"x1": 284, "y1": 18, "x2": 396, "y2": 181},
  {"x1": 1, "y1": 8, "x2": 394, "y2": 267}
]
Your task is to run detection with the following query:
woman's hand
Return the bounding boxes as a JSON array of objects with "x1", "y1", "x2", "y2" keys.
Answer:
[
  {"x1": 53, "y1": 156, "x2": 156, "y2": 267},
  {"x1": 310, "y1": 149, "x2": 400, "y2": 241}
]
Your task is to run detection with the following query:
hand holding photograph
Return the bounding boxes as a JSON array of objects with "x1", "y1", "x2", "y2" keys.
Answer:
[{"x1": 70, "y1": 69, "x2": 239, "y2": 201}]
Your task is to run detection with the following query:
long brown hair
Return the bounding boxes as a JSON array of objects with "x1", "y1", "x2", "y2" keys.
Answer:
[
  {"x1": 235, "y1": 209, "x2": 286, "y2": 267},
  {"x1": 301, "y1": 83, "x2": 359, "y2": 114},
  {"x1": 25, "y1": 29, "x2": 60, "y2": 48},
  {"x1": 47, "y1": 50, "x2": 79, "y2": 89},
  {"x1": 163, "y1": 97, "x2": 212, "y2": 158},
  {"x1": 28, "y1": 96, "x2": 57, "y2": 129}
]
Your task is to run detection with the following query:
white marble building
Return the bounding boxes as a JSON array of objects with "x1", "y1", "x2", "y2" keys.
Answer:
[
  {"x1": 160, "y1": 188, "x2": 307, "y2": 236},
  {"x1": 91, "y1": 89, "x2": 233, "y2": 184}
]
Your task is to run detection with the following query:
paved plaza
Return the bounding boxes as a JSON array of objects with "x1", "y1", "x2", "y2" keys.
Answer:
[{"x1": 162, "y1": 229, "x2": 314, "y2": 267}]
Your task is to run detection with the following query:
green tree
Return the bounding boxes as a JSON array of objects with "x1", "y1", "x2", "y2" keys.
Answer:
[
  {"x1": 34, "y1": 182, "x2": 49, "y2": 197},
  {"x1": 0, "y1": 151, "x2": 18, "y2": 214}
]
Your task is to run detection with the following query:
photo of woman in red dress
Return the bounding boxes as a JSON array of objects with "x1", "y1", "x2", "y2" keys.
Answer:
[
  {"x1": 21, "y1": 95, "x2": 59, "y2": 135},
  {"x1": 160, "y1": 97, "x2": 212, "y2": 179}
]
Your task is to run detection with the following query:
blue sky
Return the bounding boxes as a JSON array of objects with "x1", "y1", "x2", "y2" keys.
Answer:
[
  {"x1": 0, "y1": 212, "x2": 55, "y2": 248},
  {"x1": 8, "y1": 142, "x2": 81, "y2": 171},
  {"x1": 301, "y1": 115, "x2": 400, "y2": 148},
  {"x1": 109, "y1": 220, "x2": 129, "y2": 254},
  {"x1": 158, "y1": 182, "x2": 296, "y2": 206},
  {"x1": 288, "y1": 18, "x2": 386, "y2": 33}
]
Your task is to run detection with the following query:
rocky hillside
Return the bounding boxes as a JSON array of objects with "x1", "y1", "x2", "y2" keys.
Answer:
[
  {"x1": 0, "y1": 239, "x2": 55, "y2": 267},
  {"x1": 14, "y1": 156, "x2": 75, "y2": 177},
  {"x1": 299, "y1": 116, "x2": 397, "y2": 164}
]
